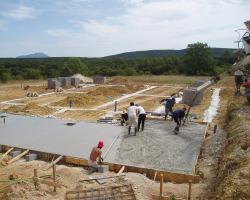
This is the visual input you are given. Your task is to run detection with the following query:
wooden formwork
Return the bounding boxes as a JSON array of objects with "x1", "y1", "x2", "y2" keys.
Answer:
[
  {"x1": 65, "y1": 156, "x2": 200, "y2": 184},
  {"x1": 0, "y1": 146, "x2": 201, "y2": 184}
]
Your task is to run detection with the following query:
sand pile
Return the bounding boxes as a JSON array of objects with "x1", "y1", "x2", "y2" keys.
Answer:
[
  {"x1": 5, "y1": 103, "x2": 55, "y2": 116},
  {"x1": 53, "y1": 85, "x2": 143, "y2": 108}
]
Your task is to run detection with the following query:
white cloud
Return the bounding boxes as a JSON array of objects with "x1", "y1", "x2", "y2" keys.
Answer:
[
  {"x1": 46, "y1": 0, "x2": 250, "y2": 57},
  {"x1": 121, "y1": 0, "x2": 145, "y2": 6},
  {"x1": 46, "y1": 29, "x2": 73, "y2": 37},
  {"x1": 1, "y1": 5, "x2": 35, "y2": 20}
]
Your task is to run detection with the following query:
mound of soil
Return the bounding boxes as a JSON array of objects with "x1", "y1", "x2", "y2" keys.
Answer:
[
  {"x1": 5, "y1": 103, "x2": 55, "y2": 116},
  {"x1": 53, "y1": 85, "x2": 143, "y2": 108},
  {"x1": 215, "y1": 105, "x2": 250, "y2": 199}
]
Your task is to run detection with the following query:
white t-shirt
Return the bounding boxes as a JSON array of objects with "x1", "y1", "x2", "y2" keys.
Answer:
[
  {"x1": 128, "y1": 105, "x2": 137, "y2": 117},
  {"x1": 137, "y1": 106, "x2": 146, "y2": 115},
  {"x1": 234, "y1": 70, "x2": 244, "y2": 76}
]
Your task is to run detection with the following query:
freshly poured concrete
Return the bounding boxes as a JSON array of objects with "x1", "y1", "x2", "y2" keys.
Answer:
[
  {"x1": 0, "y1": 113, "x2": 122, "y2": 159},
  {"x1": 0, "y1": 113, "x2": 206, "y2": 174},
  {"x1": 105, "y1": 120, "x2": 206, "y2": 174}
]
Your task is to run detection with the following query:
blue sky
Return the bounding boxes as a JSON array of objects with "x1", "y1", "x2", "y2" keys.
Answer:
[{"x1": 0, "y1": 0, "x2": 249, "y2": 57}]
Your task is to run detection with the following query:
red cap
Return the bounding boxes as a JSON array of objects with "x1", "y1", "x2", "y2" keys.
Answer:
[{"x1": 97, "y1": 141, "x2": 104, "y2": 148}]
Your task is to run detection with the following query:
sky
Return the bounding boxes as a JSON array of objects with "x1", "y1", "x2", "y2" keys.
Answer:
[{"x1": 0, "y1": 0, "x2": 249, "y2": 57}]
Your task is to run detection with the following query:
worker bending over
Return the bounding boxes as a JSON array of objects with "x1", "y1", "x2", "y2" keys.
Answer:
[
  {"x1": 136, "y1": 104, "x2": 146, "y2": 131},
  {"x1": 128, "y1": 102, "x2": 138, "y2": 135},
  {"x1": 172, "y1": 107, "x2": 186, "y2": 134},
  {"x1": 89, "y1": 141, "x2": 104, "y2": 173}
]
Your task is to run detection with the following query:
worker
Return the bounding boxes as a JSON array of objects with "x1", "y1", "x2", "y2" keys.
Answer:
[
  {"x1": 136, "y1": 104, "x2": 146, "y2": 131},
  {"x1": 127, "y1": 102, "x2": 138, "y2": 135},
  {"x1": 172, "y1": 107, "x2": 186, "y2": 134},
  {"x1": 89, "y1": 141, "x2": 104, "y2": 173},
  {"x1": 160, "y1": 96, "x2": 176, "y2": 120},
  {"x1": 234, "y1": 68, "x2": 244, "y2": 95},
  {"x1": 69, "y1": 100, "x2": 73, "y2": 108},
  {"x1": 121, "y1": 111, "x2": 128, "y2": 126}
]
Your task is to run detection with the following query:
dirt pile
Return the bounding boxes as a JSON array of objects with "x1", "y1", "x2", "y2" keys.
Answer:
[
  {"x1": 215, "y1": 104, "x2": 250, "y2": 199},
  {"x1": 53, "y1": 85, "x2": 143, "y2": 108},
  {"x1": 5, "y1": 103, "x2": 55, "y2": 116}
]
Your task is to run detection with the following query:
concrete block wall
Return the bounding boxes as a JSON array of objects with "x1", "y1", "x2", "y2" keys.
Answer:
[
  {"x1": 71, "y1": 77, "x2": 80, "y2": 87},
  {"x1": 191, "y1": 80, "x2": 207, "y2": 87},
  {"x1": 25, "y1": 153, "x2": 38, "y2": 161},
  {"x1": 10, "y1": 150, "x2": 21, "y2": 157},
  {"x1": 93, "y1": 75, "x2": 106, "y2": 84},
  {"x1": 183, "y1": 80, "x2": 211, "y2": 106},
  {"x1": 182, "y1": 87, "x2": 204, "y2": 106},
  {"x1": 48, "y1": 79, "x2": 61, "y2": 89}
]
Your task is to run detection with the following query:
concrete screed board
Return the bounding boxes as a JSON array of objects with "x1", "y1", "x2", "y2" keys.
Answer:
[{"x1": 0, "y1": 113, "x2": 122, "y2": 159}]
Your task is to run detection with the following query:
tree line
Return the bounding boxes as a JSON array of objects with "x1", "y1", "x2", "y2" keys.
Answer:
[{"x1": 0, "y1": 42, "x2": 235, "y2": 82}]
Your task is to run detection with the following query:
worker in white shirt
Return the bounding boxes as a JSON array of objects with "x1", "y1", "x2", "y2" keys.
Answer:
[
  {"x1": 127, "y1": 102, "x2": 138, "y2": 135},
  {"x1": 136, "y1": 104, "x2": 146, "y2": 131},
  {"x1": 234, "y1": 68, "x2": 244, "y2": 95}
]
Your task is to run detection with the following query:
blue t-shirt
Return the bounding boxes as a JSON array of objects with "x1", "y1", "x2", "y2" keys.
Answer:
[
  {"x1": 172, "y1": 109, "x2": 185, "y2": 119},
  {"x1": 165, "y1": 98, "x2": 175, "y2": 108}
]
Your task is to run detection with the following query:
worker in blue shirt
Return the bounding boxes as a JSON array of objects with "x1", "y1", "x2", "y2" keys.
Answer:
[
  {"x1": 172, "y1": 107, "x2": 186, "y2": 134},
  {"x1": 160, "y1": 97, "x2": 176, "y2": 120}
]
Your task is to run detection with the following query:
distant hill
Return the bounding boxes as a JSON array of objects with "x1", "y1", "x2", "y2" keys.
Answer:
[
  {"x1": 17, "y1": 52, "x2": 49, "y2": 58},
  {"x1": 104, "y1": 48, "x2": 236, "y2": 59}
]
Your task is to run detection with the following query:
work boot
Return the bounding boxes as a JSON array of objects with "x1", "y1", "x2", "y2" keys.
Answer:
[
  {"x1": 128, "y1": 127, "x2": 131, "y2": 135},
  {"x1": 174, "y1": 126, "x2": 179, "y2": 134}
]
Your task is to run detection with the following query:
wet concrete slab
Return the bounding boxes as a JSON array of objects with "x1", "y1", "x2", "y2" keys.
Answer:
[
  {"x1": 105, "y1": 120, "x2": 206, "y2": 174},
  {"x1": 0, "y1": 113, "x2": 122, "y2": 159},
  {"x1": 0, "y1": 113, "x2": 206, "y2": 174}
]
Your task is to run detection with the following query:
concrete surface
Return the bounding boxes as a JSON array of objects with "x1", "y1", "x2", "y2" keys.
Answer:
[
  {"x1": 106, "y1": 120, "x2": 206, "y2": 174},
  {"x1": 0, "y1": 113, "x2": 122, "y2": 159},
  {"x1": 0, "y1": 113, "x2": 206, "y2": 174}
]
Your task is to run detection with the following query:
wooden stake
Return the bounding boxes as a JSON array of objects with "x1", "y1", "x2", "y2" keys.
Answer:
[
  {"x1": 160, "y1": 173, "x2": 163, "y2": 199},
  {"x1": 153, "y1": 170, "x2": 158, "y2": 181},
  {"x1": 7, "y1": 150, "x2": 29, "y2": 165},
  {"x1": 33, "y1": 168, "x2": 38, "y2": 189},
  {"x1": 117, "y1": 166, "x2": 125, "y2": 175},
  {"x1": 45, "y1": 155, "x2": 63, "y2": 170},
  {"x1": 188, "y1": 180, "x2": 192, "y2": 200},
  {"x1": 53, "y1": 164, "x2": 56, "y2": 192}
]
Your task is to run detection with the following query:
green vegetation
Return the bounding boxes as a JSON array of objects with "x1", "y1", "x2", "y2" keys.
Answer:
[{"x1": 0, "y1": 43, "x2": 235, "y2": 82}]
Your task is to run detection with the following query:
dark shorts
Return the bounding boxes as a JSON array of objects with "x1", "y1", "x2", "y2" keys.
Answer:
[
  {"x1": 235, "y1": 75, "x2": 243, "y2": 85},
  {"x1": 173, "y1": 115, "x2": 179, "y2": 124}
]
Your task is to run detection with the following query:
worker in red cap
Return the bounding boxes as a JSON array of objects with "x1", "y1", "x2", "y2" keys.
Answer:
[{"x1": 88, "y1": 141, "x2": 104, "y2": 173}]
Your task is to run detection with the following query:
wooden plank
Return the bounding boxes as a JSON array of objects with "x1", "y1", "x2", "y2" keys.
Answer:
[
  {"x1": 117, "y1": 166, "x2": 125, "y2": 175},
  {"x1": 7, "y1": 150, "x2": 29, "y2": 165},
  {"x1": 65, "y1": 156, "x2": 89, "y2": 166},
  {"x1": 0, "y1": 147, "x2": 14, "y2": 160},
  {"x1": 45, "y1": 155, "x2": 63, "y2": 170},
  {"x1": 79, "y1": 174, "x2": 125, "y2": 182},
  {"x1": 64, "y1": 156, "x2": 200, "y2": 184}
]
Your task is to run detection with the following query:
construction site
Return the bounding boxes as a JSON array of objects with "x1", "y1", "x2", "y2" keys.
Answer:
[{"x1": 0, "y1": 23, "x2": 250, "y2": 200}]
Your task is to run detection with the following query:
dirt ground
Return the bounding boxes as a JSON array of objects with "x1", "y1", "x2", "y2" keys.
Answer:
[
  {"x1": 0, "y1": 80, "x2": 48, "y2": 102},
  {"x1": 0, "y1": 159, "x2": 203, "y2": 200},
  {"x1": 1, "y1": 75, "x2": 249, "y2": 199}
]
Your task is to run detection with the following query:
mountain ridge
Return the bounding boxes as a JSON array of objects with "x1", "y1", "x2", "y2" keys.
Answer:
[
  {"x1": 17, "y1": 52, "x2": 49, "y2": 58},
  {"x1": 103, "y1": 48, "x2": 236, "y2": 59}
]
